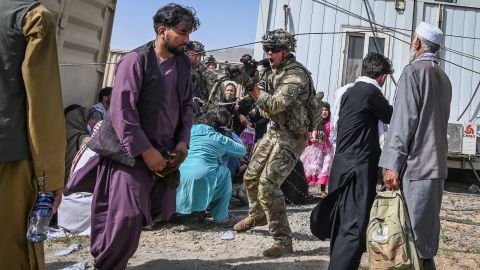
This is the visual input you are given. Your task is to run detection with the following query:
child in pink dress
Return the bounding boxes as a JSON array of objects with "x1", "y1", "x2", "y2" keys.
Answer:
[{"x1": 300, "y1": 103, "x2": 333, "y2": 197}]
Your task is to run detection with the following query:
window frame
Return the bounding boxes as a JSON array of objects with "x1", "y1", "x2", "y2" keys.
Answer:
[{"x1": 338, "y1": 26, "x2": 392, "y2": 95}]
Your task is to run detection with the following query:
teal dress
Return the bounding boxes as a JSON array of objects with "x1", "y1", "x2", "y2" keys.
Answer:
[{"x1": 176, "y1": 124, "x2": 246, "y2": 222}]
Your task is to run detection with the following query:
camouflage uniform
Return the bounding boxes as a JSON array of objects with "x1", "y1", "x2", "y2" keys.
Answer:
[
  {"x1": 192, "y1": 63, "x2": 218, "y2": 102},
  {"x1": 186, "y1": 41, "x2": 218, "y2": 117},
  {"x1": 244, "y1": 54, "x2": 311, "y2": 247}
]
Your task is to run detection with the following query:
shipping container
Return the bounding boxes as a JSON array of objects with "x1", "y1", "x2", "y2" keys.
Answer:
[{"x1": 40, "y1": 0, "x2": 117, "y2": 107}]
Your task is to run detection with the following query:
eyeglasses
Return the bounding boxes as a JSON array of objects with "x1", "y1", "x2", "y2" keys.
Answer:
[{"x1": 263, "y1": 46, "x2": 283, "y2": 53}]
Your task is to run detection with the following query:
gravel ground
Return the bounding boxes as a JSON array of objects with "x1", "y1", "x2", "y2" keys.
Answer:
[{"x1": 45, "y1": 181, "x2": 480, "y2": 270}]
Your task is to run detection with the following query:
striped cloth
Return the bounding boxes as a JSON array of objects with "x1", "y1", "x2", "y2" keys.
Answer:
[{"x1": 69, "y1": 120, "x2": 103, "y2": 177}]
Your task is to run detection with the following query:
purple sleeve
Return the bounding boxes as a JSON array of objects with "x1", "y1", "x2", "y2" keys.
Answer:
[
  {"x1": 109, "y1": 52, "x2": 152, "y2": 157},
  {"x1": 177, "y1": 76, "x2": 193, "y2": 146}
]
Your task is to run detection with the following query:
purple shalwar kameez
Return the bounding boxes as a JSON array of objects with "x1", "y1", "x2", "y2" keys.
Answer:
[{"x1": 90, "y1": 52, "x2": 192, "y2": 270}]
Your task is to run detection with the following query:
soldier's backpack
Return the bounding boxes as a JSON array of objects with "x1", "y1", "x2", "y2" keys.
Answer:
[
  {"x1": 367, "y1": 190, "x2": 422, "y2": 270},
  {"x1": 282, "y1": 62, "x2": 324, "y2": 132},
  {"x1": 306, "y1": 88, "x2": 325, "y2": 132}
]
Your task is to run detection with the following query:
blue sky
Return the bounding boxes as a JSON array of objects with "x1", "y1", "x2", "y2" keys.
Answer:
[{"x1": 110, "y1": 0, "x2": 260, "y2": 51}]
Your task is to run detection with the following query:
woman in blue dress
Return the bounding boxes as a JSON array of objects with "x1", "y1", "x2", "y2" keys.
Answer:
[{"x1": 176, "y1": 109, "x2": 246, "y2": 226}]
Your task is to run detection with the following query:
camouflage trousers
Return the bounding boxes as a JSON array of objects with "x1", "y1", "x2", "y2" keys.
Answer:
[{"x1": 244, "y1": 129, "x2": 307, "y2": 246}]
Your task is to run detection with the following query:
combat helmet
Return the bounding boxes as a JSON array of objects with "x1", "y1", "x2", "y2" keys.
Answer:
[
  {"x1": 186, "y1": 40, "x2": 206, "y2": 56},
  {"x1": 261, "y1": 29, "x2": 296, "y2": 52},
  {"x1": 205, "y1": 55, "x2": 217, "y2": 65}
]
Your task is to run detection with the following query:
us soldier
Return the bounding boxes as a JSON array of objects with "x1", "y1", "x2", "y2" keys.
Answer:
[
  {"x1": 186, "y1": 41, "x2": 218, "y2": 118},
  {"x1": 232, "y1": 29, "x2": 313, "y2": 258},
  {"x1": 205, "y1": 54, "x2": 217, "y2": 70}
]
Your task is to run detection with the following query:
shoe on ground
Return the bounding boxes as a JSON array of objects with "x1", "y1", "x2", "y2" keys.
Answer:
[
  {"x1": 263, "y1": 243, "x2": 293, "y2": 258},
  {"x1": 218, "y1": 215, "x2": 239, "y2": 229},
  {"x1": 233, "y1": 216, "x2": 267, "y2": 232}
]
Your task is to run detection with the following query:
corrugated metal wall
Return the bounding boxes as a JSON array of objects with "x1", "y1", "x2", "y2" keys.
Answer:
[
  {"x1": 422, "y1": 3, "x2": 480, "y2": 122},
  {"x1": 255, "y1": 0, "x2": 480, "y2": 122},
  {"x1": 40, "y1": 0, "x2": 116, "y2": 107},
  {"x1": 254, "y1": 0, "x2": 414, "y2": 105},
  {"x1": 102, "y1": 49, "x2": 128, "y2": 88}
]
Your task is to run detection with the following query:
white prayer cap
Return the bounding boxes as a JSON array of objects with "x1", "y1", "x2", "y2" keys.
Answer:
[{"x1": 415, "y1": 22, "x2": 444, "y2": 45}]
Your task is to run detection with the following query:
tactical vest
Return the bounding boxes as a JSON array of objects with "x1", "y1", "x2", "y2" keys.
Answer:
[
  {"x1": 0, "y1": 0, "x2": 39, "y2": 162},
  {"x1": 264, "y1": 56, "x2": 313, "y2": 134},
  {"x1": 87, "y1": 41, "x2": 191, "y2": 166}
]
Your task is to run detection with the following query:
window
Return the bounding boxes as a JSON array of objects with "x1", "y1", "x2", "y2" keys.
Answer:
[{"x1": 340, "y1": 29, "x2": 391, "y2": 86}]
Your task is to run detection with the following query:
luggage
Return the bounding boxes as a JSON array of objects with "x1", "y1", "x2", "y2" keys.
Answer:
[{"x1": 367, "y1": 190, "x2": 422, "y2": 270}]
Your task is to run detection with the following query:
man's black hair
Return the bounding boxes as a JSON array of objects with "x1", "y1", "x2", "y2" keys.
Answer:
[
  {"x1": 153, "y1": 3, "x2": 200, "y2": 33},
  {"x1": 361, "y1": 52, "x2": 394, "y2": 79},
  {"x1": 98, "y1": 87, "x2": 112, "y2": 102}
]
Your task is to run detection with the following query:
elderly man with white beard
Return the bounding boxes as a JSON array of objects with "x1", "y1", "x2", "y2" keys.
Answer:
[{"x1": 379, "y1": 22, "x2": 452, "y2": 270}]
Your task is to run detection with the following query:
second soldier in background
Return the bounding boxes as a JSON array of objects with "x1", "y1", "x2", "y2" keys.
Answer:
[{"x1": 186, "y1": 41, "x2": 218, "y2": 119}]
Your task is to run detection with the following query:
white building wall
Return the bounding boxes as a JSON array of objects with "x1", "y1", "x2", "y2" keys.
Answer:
[
  {"x1": 254, "y1": 0, "x2": 412, "y2": 105},
  {"x1": 255, "y1": 0, "x2": 480, "y2": 122}
]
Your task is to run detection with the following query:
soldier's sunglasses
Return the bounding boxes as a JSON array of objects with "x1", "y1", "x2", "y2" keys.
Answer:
[{"x1": 263, "y1": 46, "x2": 283, "y2": 53}]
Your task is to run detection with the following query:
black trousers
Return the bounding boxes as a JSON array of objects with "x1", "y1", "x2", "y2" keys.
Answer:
[{"x1": 327, "y1": 168, "x2": 377, "y2": 270}]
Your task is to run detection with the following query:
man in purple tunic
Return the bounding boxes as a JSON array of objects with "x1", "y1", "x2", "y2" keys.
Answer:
[{"x1": 88, "y1": 4, "x2": 199, "y2": 269}]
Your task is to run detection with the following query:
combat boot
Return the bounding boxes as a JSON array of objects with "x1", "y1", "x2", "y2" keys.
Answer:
[
  {"x1": 233, "y1": 216, "x2": 267, "y2": 232},
  {"x1": 262, "y1": 243, "x2": 293, "y2": 258}
]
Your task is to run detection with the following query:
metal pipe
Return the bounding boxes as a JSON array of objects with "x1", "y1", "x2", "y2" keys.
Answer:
[{"x1": 283, "y1": 4, "x2": 289, "y2": 31}]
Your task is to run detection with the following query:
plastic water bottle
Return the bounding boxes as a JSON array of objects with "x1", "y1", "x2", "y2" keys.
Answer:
[{"x1": 26, "y1": 192, "x2": 55, "y2": 242}]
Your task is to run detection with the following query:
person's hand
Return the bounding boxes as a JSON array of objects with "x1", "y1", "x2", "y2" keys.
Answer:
[
  {"x1": 142, "y1": 147, "x2": 166, "y2": 172},
  {"x1": 383, "y1": 169, "x2": 400, "y2": 190},
  {"x1": 170, "y1": 142, "x2": 188, "y2": 168},
  {"x1": 52, "y1": 188, "x2": 63, "y2": 215},
  {"x1": 239, "y1": 114, "x2": 252, "y2": 127},
  {"x1": 175, "y1": 142, "x2": 188, "y2": 157}
]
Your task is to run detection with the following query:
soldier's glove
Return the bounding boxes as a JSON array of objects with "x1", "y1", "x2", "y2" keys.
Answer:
[{"x1": 226, "y1": 65, "x2": 255, "y2": 91}]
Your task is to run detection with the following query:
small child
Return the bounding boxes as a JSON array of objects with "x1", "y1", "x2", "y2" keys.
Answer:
[{"x1": 299, "y1": 103, "x2": 333, "y2": 197}]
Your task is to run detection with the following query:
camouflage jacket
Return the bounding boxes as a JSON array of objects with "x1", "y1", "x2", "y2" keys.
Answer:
[
  {"x1": 256, "y1": 55, "x2": 312, "y2": 134},
  {"x1": 191, "y1": 63, "x2": 218, "y2": 101}
]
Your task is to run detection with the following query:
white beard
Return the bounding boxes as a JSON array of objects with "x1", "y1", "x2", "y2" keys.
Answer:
[{"x1": 409, "y1": 47, "x2": 418, "y2": 63}]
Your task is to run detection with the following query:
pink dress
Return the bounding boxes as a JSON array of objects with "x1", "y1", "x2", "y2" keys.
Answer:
[{"x1": 300, "y1": 121, "x2": 333, "y2": 186}]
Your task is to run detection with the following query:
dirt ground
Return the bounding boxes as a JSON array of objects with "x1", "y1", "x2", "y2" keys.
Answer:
[{"x1": 45, "y1": 181, "x2": 480, "y2": 270}]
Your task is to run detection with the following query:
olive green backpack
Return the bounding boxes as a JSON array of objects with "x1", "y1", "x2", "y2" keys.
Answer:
[{"x1": 367, "y1": 190, "x2": 422, "y2": 270}]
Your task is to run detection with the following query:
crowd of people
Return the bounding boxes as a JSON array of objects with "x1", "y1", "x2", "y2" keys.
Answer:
[{"x1": 1, "y1": 1, "x2": 452, "y2": 270}]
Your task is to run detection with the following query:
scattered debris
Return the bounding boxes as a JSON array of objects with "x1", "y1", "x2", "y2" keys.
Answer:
[
  {"x1": 55, "y1": 243, "x2": 82, "y2": 257},
  {"x1": 221, "y1": 230, "x2": 235, "y2": 240},
  {"x1": 467, "y1": 184, "x2": 480, "y2": 194},
  {"x1": 61, "y1": 260, "x2": 90, "y2": 270}
]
